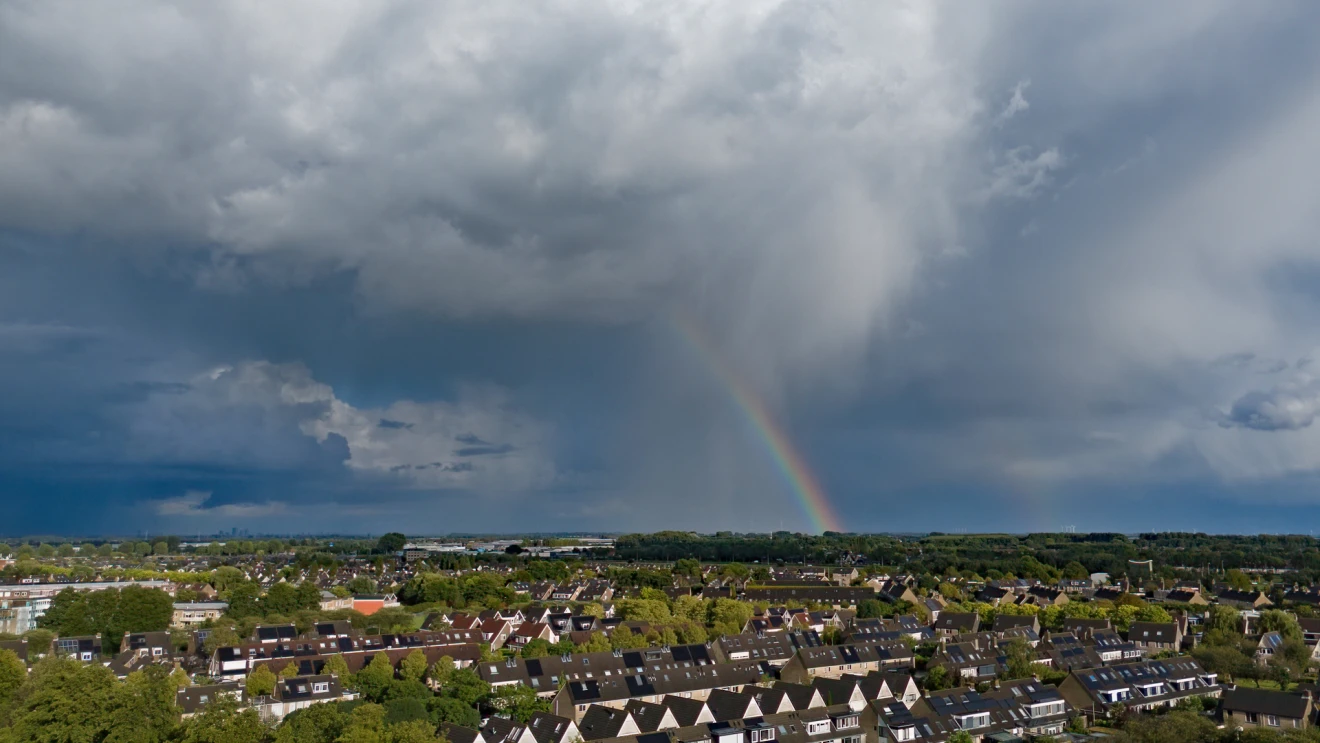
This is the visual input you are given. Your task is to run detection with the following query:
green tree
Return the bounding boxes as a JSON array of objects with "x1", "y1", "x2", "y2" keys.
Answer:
[
  {"x1": 275, "y1": 702, "x2": 346, "y2": 743},
  {"x1": 575, "y1": 632, "x2": 612, "y2": 653},
  {"x1": 709, "y1": 598, "x2": 754, "y2": 636},
  {"x1": 428, "y1": 695, "x2": 480, "y2": 727},
  {"x1": 153, "y1": 541, "x2": 169, "y2": 555},
  {"x1": 296, "y1": 581, "x2": 324, "y2": 611},
  {"x1": 948, "y1": 732, "x2": 974, "y2": 743},
  {"x1": 673, "y1": 558, "x2": 702, "y2": 579},
  {"x1": 339, "y1": 703, "x2": 388, "y2": 743},
  {"x1": 1206, "y1": 604, "x2": 1241, "y2": 635},
  {"x1": 179, "y1": 695, "x2": 270, "y2": 743},
  {"x1": 376, "y1": 533, "x2": 408, "y2": 554},
  {"x1": 857, "y1": 599, "x2": 891, "y2": 619},
  {"x1": 439, "y1": 667, "x2": 490, "y2": 706},
  {"x1": 1259, "y1": 609, "x2": 1304, "y2": 643},
  {"x1": 617, "y1": 599, "x2": 672, "y2": 625},
  {"x1": 491, "y1": 682, "x2": 552, "y2": 723},
  {"x1": 212, "y1": 566, "x2": 247, "y2": 592},
  {"x1": 1061, "y1": 561, "x2": 1089, "y2": 580},
  {"x1": 346, "y1": 576, "x2": 380, "y2": 595},
  {"x1": 521, "y1": 638, "x2": 552, "y2": 658},
  {"x1": 323, "y1": 653, "x2": 352, "y2": 679},
  {"x1": 610, "y1": 626, "x2": 649, "y2": 650},
  {"x1": 263, "y1": 582, "x2": 302, "y2": 616},
  {"x1": 1225, "y1": 569, "x2": 1253, "y2": 591},
  {"x1": 399, "y1": 649, "x2": 429, "y2": 682},
  {"x1": 924, "y1": 665, "x2": 951, "y2": 691},
  {"x1": 672, "y1": 595, "x2": 708, "y2": 625},
  {"x1": 0, "y1": 648, "x2": 25, "y2": 707},
  {"x1": 388, "y1": 719, "x2": 440, "y2": 743},
  {"x1": 226, "y1": 581, "x2": 263, "y2": 619},
  {"x1": 171, "y1": 665, "x2": 193, "y2": 690},
  {"x1": 247, "y1": 664, "x2": 278, "y2": 696},
  {"x1": 354, "y1": 651, "x2": 398, "y2": 702},
  {"x1": 5, "y1": 657, "x2": 120, "y2": 742},
  {"x1": 204, "y1": 624, "x2": 242, "y2": 655},
  {"x1": 428, "y1": 656, "x2": 455, "y2": 686},
  {"x1": 1000, "y1": 638, "x2": 1036, "y2": 680},
  {"x1": 279, "y1": 662, "x2": 300, "y2": 678}
]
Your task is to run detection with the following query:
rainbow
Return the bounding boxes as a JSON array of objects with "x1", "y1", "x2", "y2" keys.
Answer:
[{"x1": 673, "y1": 313, "x2": 845, "y2": 534}]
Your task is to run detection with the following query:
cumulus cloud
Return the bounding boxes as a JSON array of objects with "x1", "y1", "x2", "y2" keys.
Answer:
[
  {"x1": 154, "y1": 490, "x2": 287, "y2": 518},
  {"x1": 136, "y1": 361, "x2": 556, "y2": 489},
  {"x1": 1220, "y1": 376, "x2": 1320, "y2": 431},
  {"x1": 994, "y1": 80, "x2": 1031, "y2": 127},
  {"x1": 0, "y1": 0, "x2": 1000, "y2": 387}
]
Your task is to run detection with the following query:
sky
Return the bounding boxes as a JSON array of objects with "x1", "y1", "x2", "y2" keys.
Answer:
[{"x1": 4, "y1": 1, "x2": 1320, "y2": 536}]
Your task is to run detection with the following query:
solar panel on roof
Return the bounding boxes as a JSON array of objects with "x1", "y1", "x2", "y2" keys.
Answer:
[{"x1": 526, "y1": 659, "x2": 543, "y2": 677}]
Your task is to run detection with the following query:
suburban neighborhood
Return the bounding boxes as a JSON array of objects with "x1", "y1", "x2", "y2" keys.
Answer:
[{"x1": 1, "y1": 532, "x2": 1320, "y2": 741}]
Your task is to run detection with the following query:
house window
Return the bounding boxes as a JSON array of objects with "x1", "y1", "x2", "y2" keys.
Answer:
[
  {"x1": 313, "y1": 683, "x2": 329, "y2": 693},
  {"x1": 806, "y1": 721, "x2": 831, "y2": 735},
  {"x1": 1267, "y1": 716, "x2": 1279, "y2": 727}
]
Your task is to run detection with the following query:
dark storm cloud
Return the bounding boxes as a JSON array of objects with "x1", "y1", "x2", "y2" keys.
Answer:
[
  {"x1": 456, "y1": 443, "x2": 515, "y2": 457},
  {"x1": 4, "y1": 1, "x2": 1320, "y2": 532}
]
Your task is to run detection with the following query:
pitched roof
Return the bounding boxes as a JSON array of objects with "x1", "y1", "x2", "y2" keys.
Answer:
[
  {"x1": 1221, "y1": 687, "x2": 1310, "y2": 719},
  {"x1": 578, "y1": 707, "x2": 636, "y2": 741}
]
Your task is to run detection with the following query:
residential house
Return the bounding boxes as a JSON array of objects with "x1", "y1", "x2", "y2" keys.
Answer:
[
  {"x1": 1216, "y1": 589, "x2": 1273, "y2": 610},
  {"x1": 871, "y1": 679, "x2": 1072, "y2": 743},
  {"x1": 716, "y1": 631, "x2": 823, "y2": 667},
  {"x1": 551, "y1": 661, "x2": 764, "y2": 721},
  {"x1": 741, "y1": 587, "x2": 878, "y2": 609},
  {"x1": 990, "y1": 615, "x2": 1040, "y2": 637},
  {"x1": 1127, "y1": 622, "x2": 1182, "y2": 653},
  {"x1": 1092, "y1": 586, "x2": 1128, "y2": 603},
  {"x1": 624, "y1": 699, "x2": 682, "y2": 732},
  {"x1": 779, "y1": 644, "x2": 911, "y2": 684},
  {"x1": 1039, "y1": 633, "x2": 1104, "y2": 672},
  {"x1": 352, "y1": 593, "x2": 400, "y2": 616},
  {"x1": 553, "y1": 584, "x2": 585, "y2": 602},
  {"x1": 926, "y1": 642, "x2": 1001, "y2": 685},
  {"x1": 482, "y1": 645, "x2": 720, "y2": 697},
  {"x1": 1090, "y1": 629, "x2": 1144, "y2": 664},
  {"x1": 508, "y1": 622, "x2": 557, "y2": 651},
  {"x1": 1257, "y1": 631, "x2": 1285, "y2": 666},
  {"x1": 1058, "y1": 657, "x2": 1220, "y2": 721},
  {"x1": 171, "y1": 602, "x2": 227, "y2": 628},
  {"x1": 1022, "y1": 586, "x2": 1069, "y2": 607},
  {"x1": 52, "y1": 634, "x2": 102, "y2": 661},
  {"x1": 975, "y1": 586, "x2": 1010, "y2": 606},
  {"x1": 1220, "y1": 687, "x2": 1313, "y2": 732},
  {"x1": 175, "y1": 684, "x2": 244, "y2": 719},
  {"x1": 0, "y1": 638, "x2": 31, "y2": 666},
  {"x1": 1164, "y1": 588, "x2": 1209, "y2": 606},
  {"x1": 932, "y1": 613, "x2": 979, "y2": 637},
  {"x1": 249, "y1": 675, "x2": 359, "y2": 722},
  {"x1": 704, "y1": 689, "x2": 764, "y2": 722},
  {"x1": 319, "y1": 591, "x2": 353, "y2": 611},
  {"x1": 1059, "y1": 618, "x2": 1111, "y2": 639}
]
